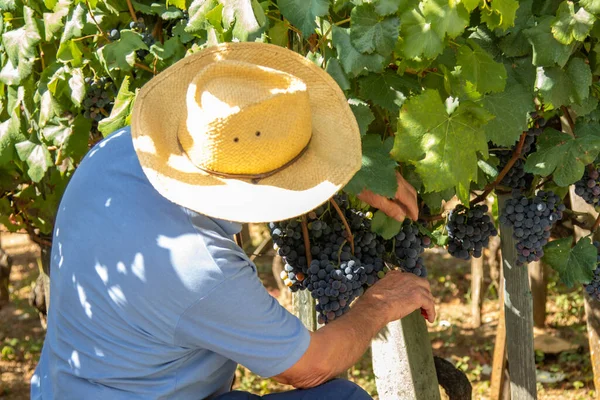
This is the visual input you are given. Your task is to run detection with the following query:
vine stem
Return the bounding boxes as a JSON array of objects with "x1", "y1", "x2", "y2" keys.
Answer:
[
  {"x1": 85, "y1": 0, "x2": 109, "y2": 41},
  {"x1": 134, "y1": 62, "x2": 155, "y2": 74},
  {"x1": 593, "y1": 214, "x2": 600, "y2": 232},
  {"x1": 470, "y1": 131, "x2": 528, "y2": 207},
  {"x1": 561, "y1": 105, "x2": 575, "y2": 136},
  {"x1": 301, "y1": 215, "x2": 313, "y2": 265},
  {"x1": 421, "y1": 214, "x2": 445, "y2": 222},
  {"x1": 126, "y1": 0, "x2": 137, "y2": 21},
  {"x1": 329, "y1": 198, "x2": 355, "y2": 254}
]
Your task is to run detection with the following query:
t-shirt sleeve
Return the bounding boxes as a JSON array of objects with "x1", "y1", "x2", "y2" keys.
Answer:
[{"x1": 174, "y1": 264, "x2": 311, "y2": 378}]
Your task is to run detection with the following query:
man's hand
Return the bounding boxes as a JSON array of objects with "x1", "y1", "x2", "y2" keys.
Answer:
[
  {"x1": 354, "y1": 269, "x2": 436, "y2": 323},
  {"x1": 357, "y1": 171, "x2": 418, "y2": 222}
]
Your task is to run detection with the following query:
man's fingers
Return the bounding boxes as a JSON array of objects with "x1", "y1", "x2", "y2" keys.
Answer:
[
  {"x1": 358, "y1": 190, "x2": 408, "y2": 222},
  {"x1": 394, "y1": 172, "x2": 419, "y2": 221}
]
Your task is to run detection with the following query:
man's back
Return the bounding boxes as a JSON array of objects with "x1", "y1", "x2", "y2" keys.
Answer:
[{"x1": 31, "y1": 127, "x2": 309, "y2": 399}]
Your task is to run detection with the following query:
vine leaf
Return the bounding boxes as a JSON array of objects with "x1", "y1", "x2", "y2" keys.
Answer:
[
  {"x1": 186, "y1": 0, "x2": 219, "y2": 33},
  {"x1": 99, "y1": 77, "x2": 136, "y2": 137},
  {"x1": 358, "y1": 71, "x2": 407, "y2": 113},
  {"x1": 481, "y1": 81, "x2": 533, "y2": 146},
  {"x1": 373, "y1": 0, "x2": 406, "y2": 15},
  {"x1": 350, "y1": 4, "x2": 399, "y2": 56},
  {"x1": 2, "y1": 6, "x2": 40, "y2": 67},
  {"x1": 551, "y1": 1, "x2": 596, "y2": 45},
  {"x1": 543, "y1": 236, "x2": 597, "y2": 287},
  {"x1": 456, "y1": 40, "x2": 507, "y2": 94},
  {"x1": 580, "y1": 0, "x2": 600, "y2": 15},
  {"x1": 524, "y1": 125, "x2": 600, "y2": 186},
  {"x1": 60, "y1": 3, "x2": 85, "y2": 44},
  {"x1": 524, "y1": 16, "x2": 576, "y2": 67},
  {"x1": 398, "y1": 0, "x2": 469, "y2": 59},
  {"x1": 345, "y1": 135, "x2": 398, "y2": 198},
  {"x1": 535, "y1": 57, "x2": 592, "y2": 108},
  {"x1": 325, "y1": 58, "x2": 350, "y2": 91},
  {"x1": 97, "y1": 30, "x2": 148, "y2": 72},
  {"x1": 348, "y1": 99, "x2": 375, "y2": 137},
  {"x1": 43, "y1": 116, "x2": 91, "y2": 163},
  {"x1": 332, "y1": 26, "x2": 385, "y2": 77},
  {"x1": 278, "y1": 0, "x2": 329, "y2": 36},
  {"x1": 391, "y1": 89, "x2": 490, "y2": 194},
  {"x1": 480, "y1": 0, "x2": 519, "y2": 31},
  {"x1": 0, "y1": 112, "x2": 24, "y2": 165},
  {"x1": 371, "y1": 210, "x2": 402, "y2": 240},
  {"x1": 15, "y1": 140, "x2": 52, "y2": 183},
  {"x1": 221, "y1": 0, "x2": 267, "y2": 41}
]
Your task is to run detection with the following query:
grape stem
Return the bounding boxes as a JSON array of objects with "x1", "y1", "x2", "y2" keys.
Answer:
[
  {"x1": 85, "y1": 0, "x2": 109, "y2": 41},
  {"x1": 126, "y1": 0, "x2": 137, "y2": 21},
  {"x1": 134, "y1": 62, "x2": 155, "y2": 74},
  {"x1": 470, "y1": 131, "x2": 528, "y2": 207},
  {"x1": 329, "y1": 198, "x2": 355, "y2": 254},
  {"x1": 301, "y1": 215, "x2": 313, "y2": 265}
]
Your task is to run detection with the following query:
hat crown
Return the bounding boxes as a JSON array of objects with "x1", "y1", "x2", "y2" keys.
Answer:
[{"x1": 178, "y1": 60, "x2": 312, "y2": 176}]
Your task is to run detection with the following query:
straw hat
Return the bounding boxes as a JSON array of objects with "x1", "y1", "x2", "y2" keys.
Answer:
[{"x1": 131, "y1": 42, "x2": 361, "y2": 223}]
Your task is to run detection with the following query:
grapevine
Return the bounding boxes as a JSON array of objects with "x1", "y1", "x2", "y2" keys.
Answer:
[
  {"x1": 575, "y1": 164, "x2": 600, "y2": 207},
  {"x1": 446, "y1": 204, "x2": 498, "y2": 261}
]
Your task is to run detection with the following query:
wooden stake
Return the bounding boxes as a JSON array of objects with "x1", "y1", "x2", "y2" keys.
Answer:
[
  {"x1": 490, "y1": 258, "x2": 507, "y2": 400},
  {"x1": 471, "y1": 256, "x2": 484, "y2": 328}
]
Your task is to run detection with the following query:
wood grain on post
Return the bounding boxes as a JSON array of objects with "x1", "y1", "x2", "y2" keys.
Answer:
[
  {"x1": 498, "y1": 194, "x2": 538, "y2": 400},
  {"x1": 293, "y1": 290, "x2": 317, "y2": 331},
  {"x1": 529, "y1": 261, "x2": 547, "y2": 328},
  {"x1": 569, "y1": 186, "x2": 600, "y2": 393},
  {"x1": 371, "y1": 310, "x2": 440, "y2": 400},
  {"x1": 471, "y1": 256, "x2": 484, "y2": 327},
  {"x1": 490, "y1": 259, "x2": 507, "y2": 400}
]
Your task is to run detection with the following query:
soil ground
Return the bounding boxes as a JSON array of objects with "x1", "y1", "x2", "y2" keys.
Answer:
[{"x1": 0, "y1": 232, "x2": 595, "y2": 399}]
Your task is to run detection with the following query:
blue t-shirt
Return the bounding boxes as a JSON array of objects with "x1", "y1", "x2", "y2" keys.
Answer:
[{"x1": 30, "y1": 127, "x2": 310, "y2": 400}]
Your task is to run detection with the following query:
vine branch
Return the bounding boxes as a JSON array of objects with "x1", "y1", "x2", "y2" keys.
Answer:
[
  {"x1": 85, "y1": 0, "x2": 109, "y2": 41},
  {"x1": 330, "y1": 198, "x2": 355, "y2": 254},
  {"x1": 560, "y1": 105, "x2": 575, "y2": 136},
  {"x1": 470, "y1": 131, "x2": 528, "y2": 207},
  {"x1": 126, "y1": 0, "x2": 137, "y2": 21},
  {"x1": 593, "y1": 214, "x2": 600, "y2": 232},
  {"x1": 134, "y1": 62, "x2": 155, "y2": 74}
]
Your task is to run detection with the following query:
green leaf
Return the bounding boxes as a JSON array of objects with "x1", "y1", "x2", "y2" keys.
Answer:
[
  {"x1": 221, "y1": 0, "x2": 267, "y2": 41},
  {"x1": 463, "y1": 0, "x2": 481, "y2": 12},
  {"x1": 98, "y1": 76, "x2": 136, "y2": 136},
  {"x1": 481, "y1": 82, "x2": 534, "y2": 146},
  {"x1": 97, "y1": 30, "x2": 147, "y2": 72},
  {"x1": 580, "y1": 0, "x2": 600, "y2": 14},
  {"x1": 57, "y1": 39, "x2": 83, "y2": 67},
  {"x1": 60, "y1": 3, "x2": 85, "y2": 44},
  {"x1": 345, "y1": 135, "x2": 398, "y2": 198},
  {"x1": 350, "y1": 4, "x2": 399, "y2": 56},
  {"x1": 373, "y1": 0, "x2": 404, "y2": 15},
  {"x1": 2, "y1": 6, "x2": 41, "y2": 66},
  {"x1": 551, "y1": 1, "x2": 596, "y2": 45},
  {"x1": 186, "y1": 0, "x2": 219, "y2": 33},
  {"x1": 480, "y1": 0, "x2": 519, "y2": 30},
  {"x1": 268, "y1": 19, "x2": 289, "y2": 47},
  {"x1": 167, "y1": 0, "x2": 186, "y2": 10},
  {"x1": 43, "y1": 7, "x2": 68, "y2": 41},
  {"x1": 398, "y1": 8, "x2": 443, "y2": 59},
  {"x1": 535, "y1": 58, "x2": 592, "y2": 107},
  {"x1": 524, "y1": 126, "x2": 600, "y2": 186},
  {"x1": 456, "y1": 40, "x2": 507, "y2": 94},
  {"x1": 278, "y1": 0, "x2": 330, "y2": 36},
  {"x1": 42, "y1": 116, "x2": 90, "y2": 163},
  {"x1": 0, "y1": 59, "x2": 34, "y2": 86},
  {"x1": 543, "y1": 236, "x2": 597, "y2": 287},
  {"x1": 68, "y1": 68, "x2": 85, "y2": 107},
  {"x1": 15, "y1": 140, "x2": 52, "y2": 182},
  {"x1": 332, "y1": 26, "x2": 385, "y2": 77},
  {"x1": 524, "y1": 16, "x2": 576, "y2": 67},
  {"x1": 391, "y1": 90, "x2": 489, "y2": 193},
  {"x1": 358, "y1": 71, "x2": 407, "y2": 113},
  {"x1": 325, "y1": 58, "x2": 350, "y2": 91},
  {"x1": 371, "y1": 210, "x2": 402, "y2": 239},
  {"x1": 0, "y1": 112, "x2": 24, "y2": 166},
  {"x1": 348, "y1": 99, "x2": 375, "y2": 136}
]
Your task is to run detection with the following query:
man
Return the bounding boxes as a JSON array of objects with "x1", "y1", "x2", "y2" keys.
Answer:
[{"x1": 31, "y1": 42, "x2": 435, "y2": 399}]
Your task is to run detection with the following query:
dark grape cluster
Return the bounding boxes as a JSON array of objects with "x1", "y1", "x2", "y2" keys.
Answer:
[
  {"x1": 82, "y1": 77, "x2": 114, "y2": 121},
  {"x1": 446, "y1": 204, "x2": 498, "y2": 260},
  {"x1": 575, "y1": 164, "x2": 600, "y2": 206},
  {"x1": 129, "y1": 19, "x2": 155, "y2": 60},
  {"x1": 499, "y1": 190, "x2": 565, "y2": 265},
  {"x1": 269, "y1": 194, "x2": 406, "y2": 324},
  {"x1": 492, "y1": 125, "x2": 543, "y2": 190},
  {"x1": 584, "y1": 241, "x2": 600, "y2": 301},
  {"x1": 393, "y1": 222, "x2": 430, "y2": 277}
]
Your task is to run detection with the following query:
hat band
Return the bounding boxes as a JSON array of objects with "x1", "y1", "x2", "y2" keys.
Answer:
[{"x1": 177, "y1": 127, "x2": 311, "y2": 184}]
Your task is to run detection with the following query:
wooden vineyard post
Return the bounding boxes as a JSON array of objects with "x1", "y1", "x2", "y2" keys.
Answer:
[
  {"x1": 569, "y1": 187, "x2": 600, "y2": 394},
  {"x1": 498, "y1": 194, "x2": 538, "y2": 400},
  {"x1": 529, "y1": 261, "x2": 547, "y2": 328},
  {"x1": 472, "y1": 256, "x2": 484, "y2": 327},
  {"x1": 371, "y1": 311, "x2": 441, "y2": 400},
  {"x1": 490, "y1": 258, "x2": 507, "y2": 400},
  {"x1": 292, "y1": 290, "x2": 317, "y2": 331}
]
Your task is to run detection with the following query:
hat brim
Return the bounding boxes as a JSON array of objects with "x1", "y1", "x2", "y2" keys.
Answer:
[{"x1": 131, "y1": 42, "x2": 361, "y2": 223}]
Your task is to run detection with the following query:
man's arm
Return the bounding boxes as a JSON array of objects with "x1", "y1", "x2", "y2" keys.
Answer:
[{"x1": 272, "y1": 270, "x2": 435, "y2": 388}]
